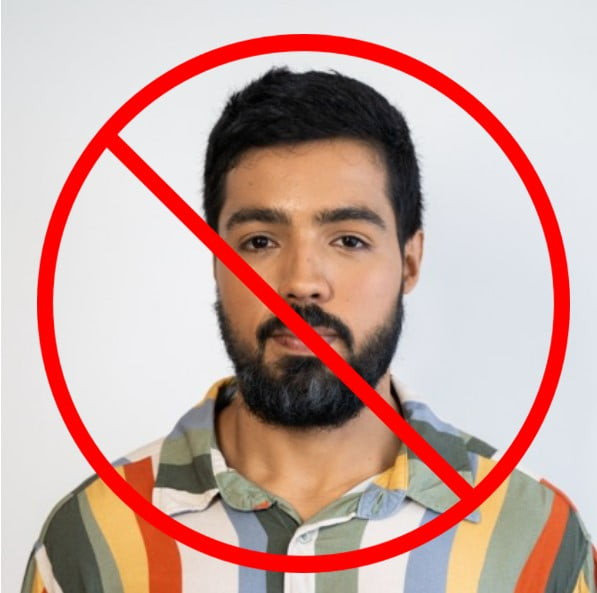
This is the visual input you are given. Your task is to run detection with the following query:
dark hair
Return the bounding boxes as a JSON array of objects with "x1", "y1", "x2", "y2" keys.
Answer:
[{"x1": 203, "y1": 67, "x2": 423, "y2": 248}]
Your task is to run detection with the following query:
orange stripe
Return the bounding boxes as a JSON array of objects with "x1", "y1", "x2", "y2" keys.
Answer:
[
  {"x1": 124, "y1": 458, "x2": 182, "y2": 593},
  {"x1": 541, "y1": 478, "x2": 578, "y2": 511},
  {"x1": 31, "y1": 565, "x2": 45, "y2": 593},
  {"x1": 514, "y1": 493, "x2": 569, "y2": 593},
  {"x1": 543, "y1": 480, "x2": 597, "y2": 592}
]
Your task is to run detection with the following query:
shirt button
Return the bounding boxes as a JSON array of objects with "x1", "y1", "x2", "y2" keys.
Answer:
[{"x1": 298, "y1": 531, "x2": 314, "y2": 544}]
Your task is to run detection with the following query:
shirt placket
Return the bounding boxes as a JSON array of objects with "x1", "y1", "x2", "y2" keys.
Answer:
[{"x1": 284, "y1": 513, "x2": 357, "y2": 593}]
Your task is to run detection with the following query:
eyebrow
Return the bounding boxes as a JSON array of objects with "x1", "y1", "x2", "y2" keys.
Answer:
[
  {"x1": 315, "y1": 207, "x2": 386, "y2": 230},
  {"x1": 225, "y1": 208, "x2": 290, "y2": 231},
  {"x1": 225, "y1": 206, "x2": 386, "y2": 232}
]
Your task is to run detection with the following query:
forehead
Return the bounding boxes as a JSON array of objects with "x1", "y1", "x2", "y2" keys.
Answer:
[{"x1": 220, "y1": 138, "x2": 395, "y2": 228}]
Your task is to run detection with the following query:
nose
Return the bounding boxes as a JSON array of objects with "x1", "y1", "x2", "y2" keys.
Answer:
[{"x1": 276, "y1": 244, "x2": 333, "y2": 305}]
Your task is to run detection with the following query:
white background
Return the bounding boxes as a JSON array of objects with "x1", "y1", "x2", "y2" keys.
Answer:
[{"x1": 3, "y1": 1, "x2": 596, "y2": 590}]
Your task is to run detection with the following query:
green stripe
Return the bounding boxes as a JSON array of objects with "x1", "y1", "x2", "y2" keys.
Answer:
[
  {"x1": 407, "y1": 458, "x2": 460, "y2": 513},
  {"x1": 218, "y1": 471, "x2": 276, "y2": 512},
  {"x1": 580, "y1": 544, "x2": 596, "y2": 593},
  {"x1": 583, "y1": 544, "x2": 597, "y2": 591},
  {"x1": 254, "y1": 505, "x2": 298, "y2": 593},
  {"x1": 477, "y1": 471, "x2": 554, "y2": 593},
  {"x1": 159, "y1": 428, "x2": 212, "y2": 464},
  {"x1": 155, "y1": 454, "x2": 216, "y2": 493},
  {"x1": 408, "y1": 420, "x2": 471, "y2": 472},
  {"x1": 37, "y1": 474, "x2": 98, "y2": 541},
  {"x1": 465, "y1": 435, "x2": 497, "y2": 458},
  {"x1": 315, "y1": 517, "x2": 368, "y2": 593},
  {"x1": 545, "y1": 509, "x2": 590, "y2": 593},
  {"x1": 78, "y1": 491, "x2": 125, "y2": 593},
  {"x1": 309, "y1": 493, "x2": 362, "y2": 524},
  {"x1": 20, "y1": 550, "x2": 37, "y2": 593},
  {"x1": 43, "y1": 494, "x2": 104, "y2": 593}
]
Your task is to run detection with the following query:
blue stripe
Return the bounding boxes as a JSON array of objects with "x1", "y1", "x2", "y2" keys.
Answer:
[
  {"x1": 357, "y1": 485, "x2": 406, "y2": 519},
  {"x1": 223, "y1": 503, "x2": 268, "y2": 593},
  {"x1": 168, "y1": 399, "x2": 215, "y2": 437},
  {"x1": 403, "y1": 509, "x2": 458, "y2": 593},
  {"x1": 403, "y1": 401, "x2": 460, "y2": 436}
]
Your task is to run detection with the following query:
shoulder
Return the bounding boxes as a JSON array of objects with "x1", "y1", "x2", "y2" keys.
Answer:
[
  {"x1": 399, "y1": 386, "x2": 595, "y2": 591},
  {"x1": 39, "y1": 436, "x2": 163, "y2": 538},
  {"x1": 27, "y1": 439, "x2": 166, "y2": 592},
  {"x1": 464, "y1": 436, "x2": 595, "y2": 592},
  {"x1": 401, "y1": 388, "x2": 591, "y2": 548}
]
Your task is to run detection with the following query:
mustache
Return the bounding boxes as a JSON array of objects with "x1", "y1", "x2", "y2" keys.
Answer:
[{"x1": 256, "y1": 304, "x2": 354, "y2": 350}]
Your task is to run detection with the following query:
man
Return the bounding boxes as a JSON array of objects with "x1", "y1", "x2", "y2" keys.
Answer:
[{"x1": 22, "y1": 68, "x2": 595, "y2": 593}]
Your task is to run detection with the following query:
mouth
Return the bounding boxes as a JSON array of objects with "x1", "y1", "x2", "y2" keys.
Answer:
[{"x1": 270, "y1": 327, "x2": 338, "y2": 353}]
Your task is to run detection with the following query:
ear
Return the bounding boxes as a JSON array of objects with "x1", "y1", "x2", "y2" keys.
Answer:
[
  {"x1": 402, "y1": 230, "x2": 424, "y2": 294},
  {"x1": 212, "y1": 254, "x2": 225, "y2": 294}
]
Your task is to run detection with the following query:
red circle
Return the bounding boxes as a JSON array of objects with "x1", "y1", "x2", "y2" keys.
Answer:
[{"x1": 37, "y1": 35, "x2": 569, "y2": 572}]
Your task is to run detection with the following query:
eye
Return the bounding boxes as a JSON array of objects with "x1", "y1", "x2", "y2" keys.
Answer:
[
  {"x1": 240, "y1": 235, "x2": 275, "y2": 251},
  {"x1": 334, "y1": 235, "x2": 370, "y2": 249}
]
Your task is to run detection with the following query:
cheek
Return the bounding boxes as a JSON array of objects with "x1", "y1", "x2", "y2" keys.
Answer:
[
  {"x1": 338, "y1": 268, "x2": 401, "y2": 330},
  {"x1": 216, "y1": 267, "x2": 267, "y2": 329},
  {"x1": 342, "y1": 257, "x2": 400, "y2": 297}
]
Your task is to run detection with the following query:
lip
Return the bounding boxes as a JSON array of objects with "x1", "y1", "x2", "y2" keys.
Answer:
[{"x1": 270, "y1": 327, "x2": 338, "y2": 352}]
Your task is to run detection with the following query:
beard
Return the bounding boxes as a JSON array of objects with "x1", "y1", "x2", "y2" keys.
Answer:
[{"x1": 214, "y1": 292, "x2": 404, "y2": 430}]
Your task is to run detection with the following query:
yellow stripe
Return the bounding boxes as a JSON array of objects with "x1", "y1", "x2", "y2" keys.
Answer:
[
  {"x1": 84, "y1": 468, "x2": 149, "y2": 593},
  {"x1": 31, "y1": 565, "x2": 45, "y2": 593},
  {"x1": 374, "y1": 447, "x2": 408, "y2": 490},
  {"x1": 575, "y1": 570, "x2": 590, "y2": 593},
  {"x1": 196, "y1": 377, "x2": 233, "y2": 406},
  {"x1": 446, "y1": 457, "x2": 510, "y2": 593}
]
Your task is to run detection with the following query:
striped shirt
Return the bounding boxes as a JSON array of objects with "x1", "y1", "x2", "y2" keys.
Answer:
[{"x1": 22, "y1": 378, "x2": 596, "y2": 593}]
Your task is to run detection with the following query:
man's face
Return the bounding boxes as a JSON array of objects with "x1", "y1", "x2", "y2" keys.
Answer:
[{"x1": 214, "y1": 138, "x2": 422, "y2": 428}]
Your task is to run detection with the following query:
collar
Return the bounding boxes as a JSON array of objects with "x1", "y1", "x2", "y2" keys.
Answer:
[
  {"x1": 357, "y1": 383, "x2": 480, "y2": 522},
  {"x1": 152, "y1": 378, "x2": 480, "y2": 523}
]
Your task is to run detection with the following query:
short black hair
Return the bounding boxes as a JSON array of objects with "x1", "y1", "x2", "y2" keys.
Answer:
[{"x1": 203, "y1": 67, "x2": 423, "y2": 248}]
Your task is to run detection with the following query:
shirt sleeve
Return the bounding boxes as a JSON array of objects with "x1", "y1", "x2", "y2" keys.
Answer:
[
  {"x1": 571, "y1": 542, "x2": 597, "y2": 593},
  {"x1": 20, "y1": 548, "x2": 52, "y2": 593}
]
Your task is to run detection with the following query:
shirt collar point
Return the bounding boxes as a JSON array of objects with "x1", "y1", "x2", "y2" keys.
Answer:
[
  {"x1": 153, "y1": 486, "x2": 219, "y2": 516},
  {"x1": 466, "y1": 509, "x2": 482, "y2": 523},
  {"x1": 357, "y1": 485, "x2": 407, "y2": 519}
]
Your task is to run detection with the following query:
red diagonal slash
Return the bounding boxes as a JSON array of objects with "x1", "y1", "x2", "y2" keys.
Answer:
[{"x1": 106, "y1": 133, "x2": 473, "y2": 499}]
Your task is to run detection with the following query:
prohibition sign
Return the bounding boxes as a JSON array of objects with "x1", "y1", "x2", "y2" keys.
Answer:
[{"x1": 37, "y1": 34, "x2": 569, "y2": 572}]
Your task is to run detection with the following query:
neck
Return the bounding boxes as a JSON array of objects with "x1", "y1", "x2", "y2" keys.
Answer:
[{"x1": 215, "y1": 372, "x2": 401, "y2": 521}]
